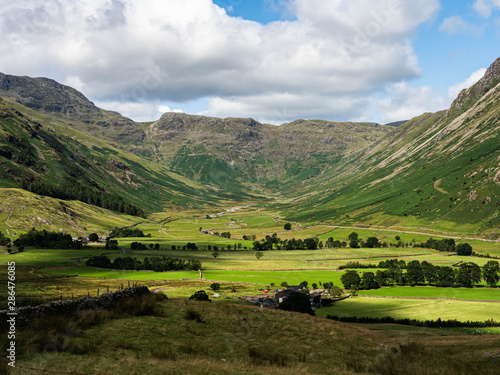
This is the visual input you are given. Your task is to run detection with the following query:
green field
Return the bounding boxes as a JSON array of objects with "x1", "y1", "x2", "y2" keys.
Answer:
[
  {"x1": 1, "y1": 209, "x2": 500, "y2": 327},
  {"x1": 316, "y1": 297, "x2": 500, "y2": 322}
]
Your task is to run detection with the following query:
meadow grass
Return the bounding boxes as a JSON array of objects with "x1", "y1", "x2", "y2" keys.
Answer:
[
  {"x1": 316, "y1": 297, "x2": 500, "y2": 322},
  {"x1": 358, "y1": 286, "x2": 500, "y2": 300}
]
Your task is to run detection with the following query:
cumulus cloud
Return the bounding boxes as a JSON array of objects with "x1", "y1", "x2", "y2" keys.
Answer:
[
  {"x1": 376, "y1": 67, "x2": 487, "y2": 124},
  {"x1": 439, "y1": 15, "x2": 484, "y2": 36},
  {"x1": 0, "y1": 0, "x2": 441, "y2": 123},
  {"x1": 473, "y1": 0, "x2": 500, "y2": 18},
  {"x1": 376, "y1": 83, "x2": 447, "y2": 124}
]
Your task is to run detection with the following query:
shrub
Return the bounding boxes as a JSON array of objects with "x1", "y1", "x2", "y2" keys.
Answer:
[
  {"x1": 184, "y1": 308, "x2": 204, "y2": 323},
  {"x1": 189, "y1": 290, "x2": 211, "y2": 301}
]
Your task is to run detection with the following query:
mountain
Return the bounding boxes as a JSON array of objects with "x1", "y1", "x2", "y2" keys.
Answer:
[
  {"x1": 147, "y1": 113, "x2": 391, "y2": 192},
  {"x1": 0, "y1": 56, "x2": 499, "y2": 237},
  {"x1": 0, "y1": 95, "x2": 232, "y2": 218},
  {"x1": 279, "y1": 57, "x2": 500, "y2": 237}
]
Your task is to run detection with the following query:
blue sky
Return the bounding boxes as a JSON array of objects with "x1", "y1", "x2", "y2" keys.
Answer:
[{"x1": 0, "y1": 0, "x2": 499, "y2": 124}]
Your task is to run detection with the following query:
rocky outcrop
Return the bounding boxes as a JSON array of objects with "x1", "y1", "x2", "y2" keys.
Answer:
[{"x1": 451, "y1": 56, "x2": 500, "y2": 111}]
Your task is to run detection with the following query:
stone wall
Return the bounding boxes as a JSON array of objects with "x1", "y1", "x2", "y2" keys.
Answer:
[{"x1": 0, "y1": 286, "x2": 150, "y2": 330}]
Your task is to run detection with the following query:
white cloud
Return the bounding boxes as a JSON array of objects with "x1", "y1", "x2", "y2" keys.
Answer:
[
  {"x1": 473, "y1": 0, "x2": 500, "y2": 18},
  {"x1": 0, "y1": 0, "x2": 441, "y2": 123},
  {"x1": 376, "y1": 67, "x2": 487, "y2": 124},
  {"x1": 447, "y1": 68, "x2": 487, "y2": 100},
  {"x1": 439, "y1": 16, "x2": 484, "y2": 36},
  {"x1": 376, "y1": 83, "x2": 447, "y2": 124}
]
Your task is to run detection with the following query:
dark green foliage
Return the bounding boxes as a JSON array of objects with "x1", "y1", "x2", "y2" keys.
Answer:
[
  {"x1": 105, "y1": 239, "x2": 119, "y2": 250},
  {"x1": 209, "y1": 282, "x2": 220, "y2": 292},
  {"x1": 456, "y1": 243, "x2": 473, "y2": 256},
  {"x1": 85, "y1": 255, "x2": 201, "y2": 272},
  {"x1": 88, "y1": 233, "x2": 99, "y2": 242},
  {"x1": 457, "y1": 262, "x2": 482, "y2": 287},
  {"x1": 109, "y1": 227, "x2": 146, "y2": 238},
  {"x1": 406, "y1": 260, "x2": 425, "y2": 286},
  {"x1": 0, "y1": 230, "x2": 10, "y2": 246},
  {"x1": 130, "y1": 242, "x2": 148, "y2": 250},
  {"x1": 21, "y1": 178, "x2": 145, "y2": 217},
  {"x1": 417, "y1": 238, "x2": 456, "y2": 252},
  {"x1": 255, "y1": 251, "x2": 264, "y2": 260},
  {"x1": 482, "y1": 261, "x2": 500, "y2": 287},
  {"x1": 365, "y1": 237, "x2": 380, "y2": 248},
  {"x1": 361, "y1": 272, "x2": 380, "y2": 290},
  {"x1": 189, "y1": 290, "x2": 211, "y2": 301},
  {"x1": 13, "y1": 228, "x2": 81, "y2": 249},
  {"x1": 284, "y1": 223, "x2": 292, "y2": 230},
  {"x1": 278, "y1": 291, "x2": 314, "y2": 315},
  {"x1": 340, "y1": 270, "x2": 361, "y2": 289}
]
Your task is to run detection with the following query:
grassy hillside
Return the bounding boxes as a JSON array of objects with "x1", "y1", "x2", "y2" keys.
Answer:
[
  {"x1": 276, "y1": 59, "x2": 500, "y2": 237},
  {"x1": 0, "y1": 188, "x2": 142, "y2": 238},
  {"x1": 0, "y1": 97, "x2": 253, "y2": 216}
]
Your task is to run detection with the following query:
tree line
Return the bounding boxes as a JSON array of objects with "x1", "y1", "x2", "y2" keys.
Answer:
[
  {"x1": 340, "y1": 259, "x2": 500, "y2": 290},
  {"x1": 85, "y1": 255, "x2": 201, "y2": 272},
  {"x1": 13, "y1": 229, "x2": 83, "y2": 250},
  {"x1": 326, "y1": 315, "x2": 499, "y2": 328},
  {"x1": 21, "y1": 178, "x2": 144, "y2": 217},
  {"x1": 109, "y1": 227, "x2": 148, "y2": 238}
]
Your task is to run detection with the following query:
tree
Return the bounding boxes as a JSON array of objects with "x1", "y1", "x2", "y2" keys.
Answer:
[
  {"x1": 361, "y1": 272, "x2": 380, "y2": 290},
  {"x1": 456, "y1": 243, "x2": 473, "y2": 256},
  {"x1": 457, "y1": 262, "x2": 481, "y2": 287},
  {"x1": 348, "y1": 232, "x2": 359, "y2": 248},
  {"x1": 284, "y1": 223, "x2": 292, "y2": 230},
  {"x1": 280, "y1": 281, "x2": 288, "y2": 287},
  {"x1": 255, "y1": 251, "x2": 264, "y2": 260},
  {"x1": 482, "y1": 261, "x2": 500, "y2": 287},
  {"x1": 406, "y1": 260, "x2": 424, "y2": 286},
  {"x1": 340, "y1": 270, "x2": 361, "y2": 290},
  {"x1": 329, "y1": 285, "x2": 343, "y2": 297},
  {"x1": 210, "y1": 283, "x2": 220, "y2": 292},
  {"x1": 311, "y1": 283, "x2": 318, "y2": 289},
  {"x1": 365, "y1": 237, "x2": 380, "y2": 248},
  {"x1": 88, "y1": 233, "x2": 99, "y2": 242},
  {"x1": 212, "y1": 251, "x2": 219, "y2": 259}
]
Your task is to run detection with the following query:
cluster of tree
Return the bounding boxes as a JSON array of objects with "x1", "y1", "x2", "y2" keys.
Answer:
[
  {"x1": 252, "y1": 233, "x2": 319, "y2": 250},
  {"x1": 21, "y1": 178, "x2": 144, "y2": 217},
  {"x1": 13, "y1": 228, "x2": 82, "y2": 249},
  {"x1": 85, "y1": 255, "x2": 201, "y2": 272},
  {"x1": 339, "y1": 261, "x2": 377, "y2": 270},
  {"x1": 324, "y1": 237, "x2": 347, "y2": 249},
  {"x1": 326, "y1": 315, "x2": 499, "y2": 328},
  {"x1": 0, "y1": 231, "x2": 11, "y2": 246},
  {"x1": 418, "y1": 238, "x2": 473, "y2": 255},
  {"x1": 212, "y1": 231, "x2": 231, "y2": 238},
  {"x1": 242, "y1": 234, "x2": 257, "y2": 241},
  {"x1": 109, "y1": 227, "x2": 148, "y2": 238},
  {"x1": 340, "y1": 260, "x2": 500, "y2": 290},
  {"x1": 130, "y1": 242, "x2": 160, "y2": 250}
]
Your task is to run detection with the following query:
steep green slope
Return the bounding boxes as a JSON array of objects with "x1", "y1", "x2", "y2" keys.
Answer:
[
  {"x1": 0, "y1": 188, "x2": 141, "y2": 237},
  {"x1": 0, "y1": 97, "x2": 239, "y2": 215},
  {"x1": 280, "y1": 57, "x2": 500, "y2": 237}
]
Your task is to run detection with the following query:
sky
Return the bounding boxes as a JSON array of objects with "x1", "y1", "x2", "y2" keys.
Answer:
[{"x1": 0, "y1": 0, "x2": 499, "y2": 125}]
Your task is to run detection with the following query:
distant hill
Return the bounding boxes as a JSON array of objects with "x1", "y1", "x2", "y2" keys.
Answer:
[{"x1": 385, "y1": 120, "x2": 408, "y2": 127}]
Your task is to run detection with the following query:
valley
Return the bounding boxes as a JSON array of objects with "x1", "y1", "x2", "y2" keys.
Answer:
[{"x1": 0, "y1": 57, "x2": 499, "y2": 374}]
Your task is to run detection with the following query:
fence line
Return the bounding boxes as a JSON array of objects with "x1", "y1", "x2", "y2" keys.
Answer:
[{"x1": 0, "y1": 364, "x2": 90, "y2": 375}]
